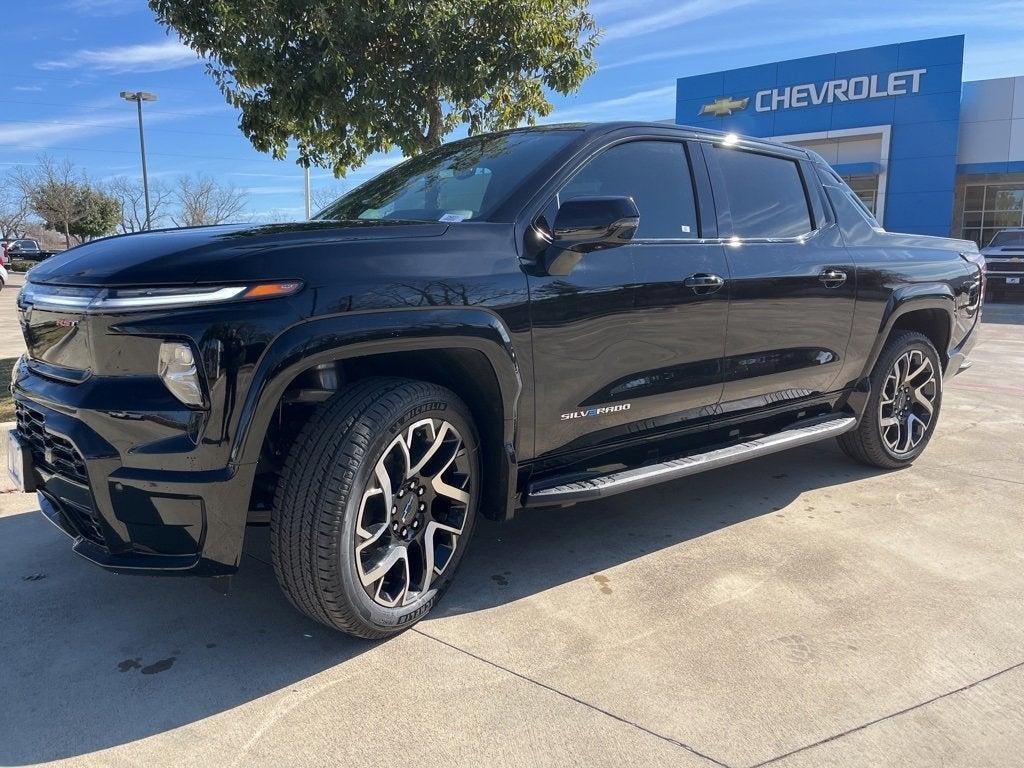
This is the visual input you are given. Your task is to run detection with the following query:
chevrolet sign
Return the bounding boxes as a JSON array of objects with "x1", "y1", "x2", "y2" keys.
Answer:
[
  {"x1": 756, "y1": 68, "x2": 926, "y2": 112},
  {"x1": 697, "y1": 68, "x2": 927, "y2": 117}
]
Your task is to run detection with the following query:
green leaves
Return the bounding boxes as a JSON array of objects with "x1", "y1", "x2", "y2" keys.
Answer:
[
  {"x1": 149, "y1": 0, "x2": 599, "y2": 174},
  {"x1": 68, "y1": 188, "x2": 122, "y2": 241}
]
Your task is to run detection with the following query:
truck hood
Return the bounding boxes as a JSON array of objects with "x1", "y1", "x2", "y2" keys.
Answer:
[{"x1": 26, "y1": 220, "x2": 449, "y2": 287}]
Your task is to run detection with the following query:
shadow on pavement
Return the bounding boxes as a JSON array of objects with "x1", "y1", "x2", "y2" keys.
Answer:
[
  {"x1": 0, "y1": 440, "x2": 881, "y2": 764},
  {"x1": 441, "y1": 441, "x2": 883, "y2": 617},
  {"x1": 981, "y1": 299, "x2": 1024, "y2": 325}
]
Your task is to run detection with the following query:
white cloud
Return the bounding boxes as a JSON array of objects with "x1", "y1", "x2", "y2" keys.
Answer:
[
  {"x1": 0, "y1": 106, "x2": 224, "y2": 148},
  {"x1": 229, "y1": 171, "x2": 302, "y2": 179},
  {"x1": 546, "y1": 85, "x2": 676, "y2": 123},
  {"x1": 243, "y1": 185, "x2": 305, "y2": 196},
  {"x1": 12, "y1": 85, "x2": 44, "y2": 92},
  {"x1": 602, "y1": 8, "x2": 1024, "y2": 71},
  {"x1": 66, "y1": 0, "x2": 139, "y2": 15},
  {"x1": 963, "y1": 40, "x2": 1024, "y2": 80},
  {"x1": 602, "y1": 0, "x2": 759, "y2": 42},
  {"x1": 37, "y1": 40, "x2": 198, "y2": 73}
]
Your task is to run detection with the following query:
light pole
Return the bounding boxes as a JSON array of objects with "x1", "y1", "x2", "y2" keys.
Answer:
[
  {"x1": 120, "y1": 91, "x2": 157, "y2": 229},
  {"x1": 304, "y1": 165, "x2": 311, "y2": 220}
]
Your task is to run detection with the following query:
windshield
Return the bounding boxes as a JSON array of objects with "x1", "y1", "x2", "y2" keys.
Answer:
[
  {"x1": 316, "y1": 129, "x2": 579, "y2": 223},
  {"x1": 988, "y1": 230, "x2": 1024, "y2": 248}
]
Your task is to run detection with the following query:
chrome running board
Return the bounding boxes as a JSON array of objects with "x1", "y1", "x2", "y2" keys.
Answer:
[{"x1": 524, "y1": 415, "x2": 857, "y2": 507}]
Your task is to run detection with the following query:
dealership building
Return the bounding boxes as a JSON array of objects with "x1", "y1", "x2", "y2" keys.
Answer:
[{"x1": 675, "y1": 35, "x2": 1024, "y2": 246}]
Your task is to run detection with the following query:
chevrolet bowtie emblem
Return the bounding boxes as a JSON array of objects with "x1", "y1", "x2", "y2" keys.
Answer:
[{"x1": 699, "y1": 96, "x2": 749, "y2": 117}]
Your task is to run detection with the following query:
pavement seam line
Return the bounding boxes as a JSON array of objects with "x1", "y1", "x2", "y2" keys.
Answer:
[
  {"x1": 746, "y1": 659, "x2": 1024, "y2": 768},
  {"x1": 243, "y1": 551, "x2": 272, "y2": 566},
  {"x1": 918, "y1": 465, "x2": 1024, "y2": 487},
  {"x1": 412, "y1": 627, "x2": 732, "y2": 768}
]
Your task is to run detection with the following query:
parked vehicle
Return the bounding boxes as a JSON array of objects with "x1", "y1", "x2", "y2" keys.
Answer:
[
  {"x1": 0, "y1": 260, "x2": 7, "y2": 291},
  {"x1": 981, "y1": 227, "x2": 1024, "y2": 301},
  {"x1": 3, "y1": 238, "x2": 61, "y2": 262},
  {"x1": 7, "y1": 123, "x2": 984, "y2": 638}
]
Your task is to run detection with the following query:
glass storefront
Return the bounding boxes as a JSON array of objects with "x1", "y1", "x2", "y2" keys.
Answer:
[
  {"x1": 962, "y1": 182, "x2": 1024, "y2": 247},
  {"x1": 841, "y1": 174, "x2": 879, "y2": 215}
]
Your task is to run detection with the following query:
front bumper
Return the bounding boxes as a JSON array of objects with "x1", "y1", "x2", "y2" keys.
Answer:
[{"x1": 12, "y1": 390, "x2": 252, "y2": 576}]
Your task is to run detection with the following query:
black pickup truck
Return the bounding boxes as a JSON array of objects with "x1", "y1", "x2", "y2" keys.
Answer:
[
  {"x1": 7, "y1": 123, "x2": 984, "y2": 638},
  {"x1": 2, "y1": 238, "x2": 61, "y2": 262}
]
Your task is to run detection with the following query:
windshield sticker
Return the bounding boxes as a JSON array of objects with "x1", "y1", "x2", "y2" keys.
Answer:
[{"x1": 438, "y1": 213, "x2": 465, "y2": 223}]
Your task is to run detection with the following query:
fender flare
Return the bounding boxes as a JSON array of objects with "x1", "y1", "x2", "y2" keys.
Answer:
[
  {"x1": 230, "y1": 305, "x2": 523, "y2": 474},
  {"x1": 861, "y1": 285, "x2": 956, "y2": 379}
]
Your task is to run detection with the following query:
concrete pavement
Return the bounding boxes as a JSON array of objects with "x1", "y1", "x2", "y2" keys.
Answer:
[
  {"x1": 1, "y1": 270, "x2": 27, "y2": 358},
  {"x1": 1, "y1": 302, "x2": 1022, "y2": 767}
]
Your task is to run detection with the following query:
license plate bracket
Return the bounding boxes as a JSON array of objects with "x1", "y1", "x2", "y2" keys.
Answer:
[{"x1": 7, "y1": 430, "x2": 36, "y2": 493}]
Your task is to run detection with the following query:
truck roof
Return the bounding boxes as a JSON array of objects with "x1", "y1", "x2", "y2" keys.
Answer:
[{"x1": 527, "y1": 121, "x2": 815, "y2": 161}]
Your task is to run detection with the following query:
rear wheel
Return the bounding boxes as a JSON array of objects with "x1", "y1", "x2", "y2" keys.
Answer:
[
  {"x1": 271, "y1": 377, "x2": 479, "y2": 638},
  {"x1": 838, "y1": 331, "x2": 942, "y2": 469}
]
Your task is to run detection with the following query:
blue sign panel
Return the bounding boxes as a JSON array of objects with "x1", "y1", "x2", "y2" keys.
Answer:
[{"x1": 676, "y1": 36, "x2": 965, "y2": 237}]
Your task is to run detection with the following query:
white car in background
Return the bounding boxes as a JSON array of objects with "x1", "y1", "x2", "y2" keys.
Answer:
[
  {"x1": 982, "y1": 227, "x2": 1024, "y2": 301},
  {"x1": 0, "y1": 260, "x2": 7, "y2": 292}
]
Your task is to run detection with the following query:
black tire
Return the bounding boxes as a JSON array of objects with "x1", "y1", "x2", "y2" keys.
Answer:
[
  {"x1": 271, "y1": 377, "x2": 480, "y2": 639},
  {"x1": 838, "y1": 331, "x2": 942, "y2": 469}
]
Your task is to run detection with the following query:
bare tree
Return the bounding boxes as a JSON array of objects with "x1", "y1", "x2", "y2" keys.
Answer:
[
  {"x1": 14, "y1": 156, "x2": 90, "y2": 248},
  {"x1": 172, "y1": 174, "x2": 249, "y2": 226},
  {"x1": 312, "y1": 184, "x2": 348, "y2": 214},
  {"x1": 0, "y1": 179, "x2": 30, "y2": 239},
  {"x1": 108, "y1": 176, "x2": 171, "y2": 233}
]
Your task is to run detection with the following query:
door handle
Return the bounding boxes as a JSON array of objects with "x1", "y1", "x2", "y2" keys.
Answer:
[
  {"x1": 819, "y1": 268, "x2": 847, "y2": 288},
  {"x1": 683, "y1": 273, "x2": 725, "y2": 295}
]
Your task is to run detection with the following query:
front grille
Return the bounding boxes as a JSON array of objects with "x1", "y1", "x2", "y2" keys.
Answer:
[
  {"x1": 61, "y1": 500, "x2": 106, "y2": 544},
  {"x1": 15, "y1": 403, "x2": 89, "y2": 485},
  {"x1": 985, "y1": 258, "x2": 1024, "y2": 274},
  {"x1": 15, "y1": 402, "x2": 107, "y2": 546}
]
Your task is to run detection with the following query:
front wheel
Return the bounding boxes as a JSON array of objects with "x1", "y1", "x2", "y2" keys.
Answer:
[
  {"x1": 271, "y1": 378, "x2": 480, "y2": 638},
  {"x1": 838, "y1": 331, "x2": 942, "y2": 469}
]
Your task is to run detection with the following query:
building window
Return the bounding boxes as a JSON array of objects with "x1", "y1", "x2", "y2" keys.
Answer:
[
  {"x1": 962, "y1": 183, "x2": 1024, "y2": 247},
  {"x1": 841, "y1": 175, "x2": 878, "y2": 215}
]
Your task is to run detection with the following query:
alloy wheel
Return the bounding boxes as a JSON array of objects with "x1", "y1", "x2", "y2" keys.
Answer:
[
  {"x1": 354, "y1": 418, "x2": 472, "y2": 608},
  {"x1": 878, "y1": 349, "x2": 938, "y2": 456}
]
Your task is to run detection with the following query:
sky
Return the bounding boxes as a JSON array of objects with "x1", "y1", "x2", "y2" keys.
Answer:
[{"x1": 3, "y1": 0, "x2": 1024, "y2": 221}]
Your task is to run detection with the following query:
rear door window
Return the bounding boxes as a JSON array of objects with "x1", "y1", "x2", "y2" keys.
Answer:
[{"x1": 710, "y1": 147, "x2": 813, "y2": 239}]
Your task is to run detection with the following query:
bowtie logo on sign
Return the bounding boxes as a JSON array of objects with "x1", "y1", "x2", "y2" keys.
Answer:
[
  {"x1": 698, "y1": 68, "x2": 927, "y2": 116},
  {"x1": 699, "y1": 96, "x2": 750, "y2": 117}
]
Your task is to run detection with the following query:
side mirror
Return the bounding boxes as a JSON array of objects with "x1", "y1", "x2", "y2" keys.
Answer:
[{"x1": 552, "y1": 196, "x2": 639, "y2": 253}]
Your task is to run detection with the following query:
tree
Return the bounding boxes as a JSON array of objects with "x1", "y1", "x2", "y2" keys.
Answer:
[
  {"x1": 109, "y1": 176, "x2": 172, "y2": 233},
  {"x1": 312, "y1": 184, "x2": 348, "y2": 213},
  {"x1": 69, "y1": 187, "x2": 121, "y2": 241},
  {"x1": 172, "y1": 174, "x2": 249, "y2": 226},
  {"x1": 148, "y1": 0, "x2": 599, "y2": 175},
  {"x1": 0, "y1": 180, "x2": 31, "y2": 240},
  {"x1": 14, "y1": 156, "x2": 89, "y2": 248}
]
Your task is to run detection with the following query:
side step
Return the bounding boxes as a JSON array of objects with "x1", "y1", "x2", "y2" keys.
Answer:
[{"x1": 523, "y1": 415, "x2": 857, "y2": 507}]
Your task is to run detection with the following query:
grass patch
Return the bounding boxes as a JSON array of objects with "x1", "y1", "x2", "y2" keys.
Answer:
[{"x1": 0, "y1": 357, "x2": 17, "y2": 423}]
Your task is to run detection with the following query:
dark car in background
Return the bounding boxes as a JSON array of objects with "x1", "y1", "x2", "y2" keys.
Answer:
[
  {"x1": 2, "y1": 238, "x2": 62, "y2": 263},
  {"x1": 7, "y1": 123, "x2": 984, "y2": 638},
  {"x1": 982, "y1": 228, "x2": 1024, "y2": 300}
]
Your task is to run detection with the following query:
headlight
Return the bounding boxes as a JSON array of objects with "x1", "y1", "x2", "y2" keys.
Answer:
[
  {"x1": 158, "y1": 342, "x2": 203, "y2": 407},
  {"x1": 19, "y1": 281, "x2": 302, "y2": 312}
]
